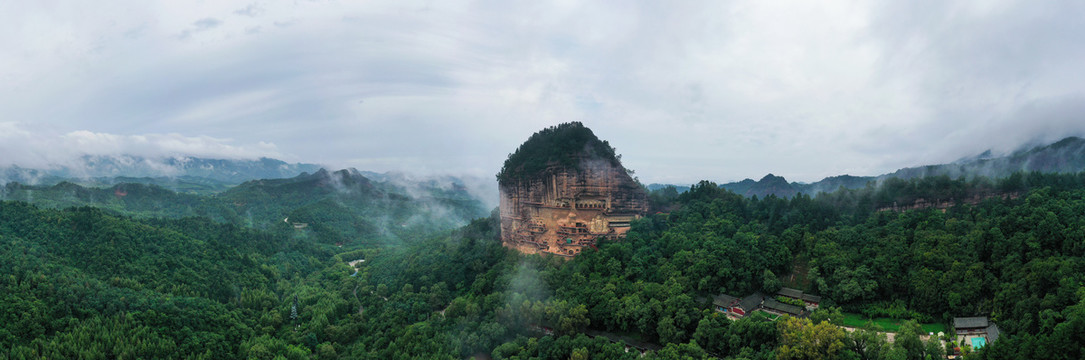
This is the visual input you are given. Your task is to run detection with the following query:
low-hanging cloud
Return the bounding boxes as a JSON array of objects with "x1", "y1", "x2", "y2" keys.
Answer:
[
  {"x1": 178, "y1": 17, "x2": 223, "y2": 39},
  {"x1": 233, "y1": 4, "x2": 263, "y2": 18},
  {"x1": 0, "y1": 122, "x2": 281, "y2": 169}
]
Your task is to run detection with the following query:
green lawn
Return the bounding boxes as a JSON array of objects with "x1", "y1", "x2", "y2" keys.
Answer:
[{"x1": 840, "y1": 313, "x2": 946, "y2": 334}]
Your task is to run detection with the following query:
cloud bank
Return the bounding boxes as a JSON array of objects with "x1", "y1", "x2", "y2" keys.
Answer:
[
  {"x1": 2, "y1": 1, "x2": 1085, "y2": 183},
  {"x1": 0, "y1": 122, "x2": 280, "y2": 169}
]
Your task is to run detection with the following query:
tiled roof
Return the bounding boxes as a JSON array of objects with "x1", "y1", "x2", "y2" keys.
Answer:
[
  {"x1": 763, "y1": 298, "x2": 805, "y2": 316},
  {"x1": 713, "y1": 294, "x2": 739, "y2": 307},
  {"x1": 986, "y1": 323, "x2": 1000, "y2": 342},
  {"x1": 954, "y1": 317, "x2": 989, "y2": 329},
  {"x1": 777, "y1": 287, "x2": 803, "y2": 298},
  {"x1": 739, "y1": 292, "x2": 764, "y2": 312}
]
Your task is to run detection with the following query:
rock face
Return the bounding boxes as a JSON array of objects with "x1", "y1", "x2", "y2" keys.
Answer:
[{"x1": 498, "y1": 123, "x2": 648, "y2": 257}]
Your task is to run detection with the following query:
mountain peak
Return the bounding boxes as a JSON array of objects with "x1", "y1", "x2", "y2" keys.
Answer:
[
  {"x1": 759, "y1": 173, "x2": 786, "y2": 183},
  {"x1": 1042, "y1": 136, "x2": 1085, "y2": 150},
  {"x1": 496, "y1": 122, "x2": 624, "y2": 185}
]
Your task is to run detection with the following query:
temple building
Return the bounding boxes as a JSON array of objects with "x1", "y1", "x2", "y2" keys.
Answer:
[{"x1": 497, "y1": 123, "x2": 648, "y2": 257}]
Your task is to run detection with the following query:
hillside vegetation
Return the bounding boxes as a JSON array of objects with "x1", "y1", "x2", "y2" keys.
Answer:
[
  {"x1": 2, "y1": 171, "x2": 1084, "y2": 359},
  {"x1": 721, "y1": 136, "x2": 1085, "y2": 198},
  {"x1": 497, "y1": 122, "x2": 625, "y2": 185},
  {"x1": 0, "y1": 168, "x2": 489, "y2": 247}
]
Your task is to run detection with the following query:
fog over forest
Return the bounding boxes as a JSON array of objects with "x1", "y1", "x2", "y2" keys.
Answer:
[{"x1": 3, "y1": 1, "x2": 1085, "y2": 360}]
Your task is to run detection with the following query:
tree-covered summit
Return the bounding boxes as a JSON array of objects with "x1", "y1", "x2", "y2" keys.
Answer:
[{"x1": 497, "y1": 122, "x2": 625, "y2": 185}]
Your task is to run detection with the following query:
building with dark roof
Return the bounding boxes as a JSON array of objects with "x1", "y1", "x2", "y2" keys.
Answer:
[
  {"x1": 712, "y1": 292, "x2": 766, "y2": 317},
  {"x1": 985, "y1": 323, "x2": 1000, "y2": 342},
  {"x1": 777, "y1": 287, "x2": 803, "y2": 299},
  {"x1": 734, "y1": 292, "x2": 765, "y2": 316},
  {"x1": 775, "y1": 287, "x2": 822, "y2": 309},
  {"x1": 953, "y1": 316, "x2": 1000, "y2": 351},
  {"x1": 763, "y1": 298, "x2": 806, "y2": 317},
  {"x1": 713, "y1": 294, "x2": 740, "y2": 313},
  {"x1": 713, "y1": 291, "x2": 821, "y2": 319},
  {"x1": 954, "y1": 317, "x2": 989, "y2": 332}
]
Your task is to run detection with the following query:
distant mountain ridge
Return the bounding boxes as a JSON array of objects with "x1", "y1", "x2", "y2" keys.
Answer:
[
  {"x1": 884, "y1": 136, "x2": 1085, "y2": 179},
  {"x1": 0, "y1": 167, "x2": 490, "y2": 246},
  {"x1": 218, "y1": 167, "x2": 488, "y2": 243},
  {"x1": 718, "y1": 136, "x2": 1085, "y2": 198},
  {"x1": 0, "y1": 155, "x2": 322, "y2": 186}
]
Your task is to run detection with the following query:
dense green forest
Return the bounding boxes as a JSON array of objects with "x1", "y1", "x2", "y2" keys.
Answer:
[
  {"x1": 3, "y1": 172, "x2": 1085, "y2": 359},
  {"x1": 1, "y1": 168, "x2": 488, "y2": 247},
  {"x1": 496, "y1": 122, "x2": 625, "y2": 185}
]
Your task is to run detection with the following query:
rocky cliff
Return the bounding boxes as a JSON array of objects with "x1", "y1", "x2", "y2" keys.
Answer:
[{"x1": 498, "y1": 123, "x2": 648, "y2": 256}]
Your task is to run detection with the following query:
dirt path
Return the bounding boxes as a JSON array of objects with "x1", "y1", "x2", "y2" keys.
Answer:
[
  {"x1": 347, "y1": 259, "x2": 385, "y2": 315},
  {"x1": 353, "y1": 284, "x2": 363, "y2": 315},
  {"x1": 840, "y1": 326, "x2": 897, "y2": 343}
]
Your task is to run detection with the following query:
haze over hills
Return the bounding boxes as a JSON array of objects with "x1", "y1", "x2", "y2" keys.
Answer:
[
  {"x1": 4, "y1": 122, "x2": 1085, "y2": 359},
  {"x1": 220, "y1": 168, "x2": 489, "y2": 244},
  {"x1": 7, "y1": 0, "x2": 1085, "y2": 357},
  {"x1": 0, "y1": 155, "x2": 322, "y2": 189},
  {"x1": 0, "y1": 166, "x2": 489, "y2": 247},
  {"x1": 5, "y1": 135, "x2": 1085, "y2": 211},
  {"x1": 0, "y1": 154, "x2": 504, "y2": 210},
  {"x1": 358, "y1": 170, "x2": 499, "y2": 210},
  {"x1": 719, "y1": 136, "x2": 1085, "y2": 198}
]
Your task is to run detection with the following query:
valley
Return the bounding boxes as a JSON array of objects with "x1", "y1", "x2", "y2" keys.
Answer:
[
  {"x1": 7, "y1": 2, "x2": 1084, "y2": 358},
  {"x1": 0, "y1": 125, "x2": 1083, "y2": 359}
]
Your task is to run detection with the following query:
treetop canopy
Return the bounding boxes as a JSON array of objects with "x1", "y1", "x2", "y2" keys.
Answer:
[{"x1": 497, "y1": 122, "x2": 625, "y2": 185}]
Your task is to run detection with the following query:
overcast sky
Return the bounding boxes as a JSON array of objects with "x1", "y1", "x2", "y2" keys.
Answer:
[{"x1": 3, "y1": 1, "x2": 1085, "y2": 184}]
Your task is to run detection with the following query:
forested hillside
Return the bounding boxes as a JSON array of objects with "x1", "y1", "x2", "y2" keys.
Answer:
[
  {"x1": 0, "y1": 168, "x2": 489, "y2": 248},
  {"x1": 497, "y1": 122, "x2": 626, "y2": 185},
  {"x1": 720, "y1": 136, "x2": 1085, "y2": 198},
  {"x1": 2, "y1": 172, "x2": 1084, "y2": 359},
  {"x1": 220, "y1": 168, "x2": 488, "y2": 244},
  {"x1": 0, "y1": 203, "x2": 334, "y2": 358},
  {"x1": 0, "y1": 156, "x2": 322, "y2": 186}
]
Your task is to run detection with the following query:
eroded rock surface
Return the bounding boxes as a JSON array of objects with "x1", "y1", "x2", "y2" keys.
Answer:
[{"x1": 500, "y1": 156, "x2": 647, "y2": 257}]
